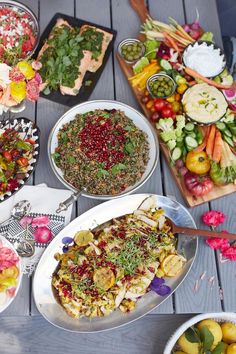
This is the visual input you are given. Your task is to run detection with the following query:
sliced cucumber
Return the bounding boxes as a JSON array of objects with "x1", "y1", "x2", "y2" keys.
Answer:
[
  {"x1": 176, "y1": 136, "x2": 184, "y2": 143},
  {"x1": 188, "y1": 132, "x2": 197, "y2": 139},
  {"x1": 216, "y1": 122, "x2": 226, "y2": 131},
  {"x1": 223, "y1": 135, "x2": 234, "y2": 147},
  {"x1": 224, "y1": 129, "x2": 233, "y2": 137},
  {"x1": 160, "y1": 59, "x2": 172, "y2": 71},
  {"x1": 196, "y1": 128, "x2": 203, "y2": 144},
  {"x1": 171, "y1": 147, "x2": 182, "y2": 161},
  {"x1": 184, "y1": 122, "x2": 195, "y2": 132},
  {"x1": 185, "y1": 136, "x2": 198, "y2": 148}
]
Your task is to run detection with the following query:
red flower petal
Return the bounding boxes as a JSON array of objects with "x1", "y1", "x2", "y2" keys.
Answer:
[
  {"x1": 32, "y1": 215, "x2": 49, "y2": 227},
  {"x1": 33, "y1": 226, "x2": 52, "y2": 244},
  {"x1": 222, "y1": 246, "x2": 236, "y2": 261},
  {"x1": 202, "y1": 210, "x2": 226, "y2": 227},
  {"x1": 206, "y1": 237, "x2": 230, "y2": 250}
]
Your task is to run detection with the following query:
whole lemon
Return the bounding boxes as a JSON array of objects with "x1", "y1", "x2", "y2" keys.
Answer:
[
  {"x1": 178, "y1": 333, "x2": 200, "y2": 354},
  {"x1": 197, "y1": 319, "x2": 222, "y2": 350},
  {"x1": 227, "y1": 343, "x2": 236, "y2": 354},
  {"x1": 222, "y1": 323, "x2": 236, "y2": 344}
]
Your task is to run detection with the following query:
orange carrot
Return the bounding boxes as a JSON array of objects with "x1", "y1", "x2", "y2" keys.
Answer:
[
  {"x1": 188, "y1": 80, "x2": 197, "y2": 86},
  {"x1": 194, "y1": 126, "x2": 210, "y2": 152},
  {"x1": 212, "y1": 129, "x2": 223, "y2": 163},
  {"x1": 163, "y1": 32, "x2": 181, "y2": 54},
  {"x1": 184, "y1": 67, "x2": 232, "y2": 89},
  {"x1": 206, "y1": 125, "x2": 216, "y2": 157}
]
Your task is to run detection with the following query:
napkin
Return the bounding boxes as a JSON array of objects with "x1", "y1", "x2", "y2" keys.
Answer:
[{"x1": 0, "y1": 184, "x2": 73, "y2": 275}]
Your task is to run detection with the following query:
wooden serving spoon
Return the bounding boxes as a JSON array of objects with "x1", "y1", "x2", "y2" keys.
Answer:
[
  {"x1": 167, "y1": 218, "x2": 236, "y2": 241},
  {"x1": 129, "y1": 0, "x2": 149, "y2": 23}
]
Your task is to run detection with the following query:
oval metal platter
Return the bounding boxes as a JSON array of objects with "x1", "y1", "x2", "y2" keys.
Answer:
[{"x1": 33, "y1": 194, "x2": 198, "y2": 332}]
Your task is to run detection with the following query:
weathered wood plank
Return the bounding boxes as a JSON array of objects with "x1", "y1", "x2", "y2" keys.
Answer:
[
  {"x1": 148, "y1": 0, "x2": 222, "y2": 313},
  {"x1": 0, "y1": 314, "x2": 192, "y2": 354}
]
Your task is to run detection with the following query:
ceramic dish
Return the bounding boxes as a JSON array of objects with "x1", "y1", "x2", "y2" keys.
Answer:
[
  {"x1": 0, "y1": 117, "x2": 40, "y2": 202},
  {"x1": 118, "y1": 38, "x2": 145, "y2": 64},
  {"x1": 164, "y1": 312, "x2": 236, "y2": 354},
  {"x1": 48, "y1": 100, "x2": 159, "y2": 202},
  {"x1": 146, "y1": 73, "x2": 176, "y2": 99},
  {"x1": 0, "y1": 235, "x2": 22, "y2": 313},
  {"x1": 33, "y1": 194, "x2": 198, "y2": 332}
]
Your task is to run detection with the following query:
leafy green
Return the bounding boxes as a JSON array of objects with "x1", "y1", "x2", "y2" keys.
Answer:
[
  {"x1": 124, "y1": 140, "x2": 135, "y2": 154},
  {"x1": 96, "y1": 169, "x2": 109, "y2": 178},
  {"x1": 212, "y1": 342, "x2": 227, "y2": 354},
  {"x1": 80, "y1": 27, "x2": 103, "y2": 60},
  {"x1": 199, "y1": 326, "x2": 214, "y2": 350},
  {"x1": 67, "y1": 156, "x2": 76, "y2": 163},
  {"x1": 15, "y1": 140, "x2": 32, "y2": 151},
  {"x1": 52, "y1": 152, "x2": 61, "y2": 165},
  {"x1": 85, "y1": 80, "x2": 92, "y2": 86},
  {"x1": 200, "y1": 32, "x2": 214, "y2": 42},
  {"x1": 111, "y1": 163, "x2": 126, "y2": 174},
  {"x1": 185, "y1": 327, "x2": 201, "y2": 344},
  {"x1": 144, "y1": 39, "x2": 159, "y2": 59}
]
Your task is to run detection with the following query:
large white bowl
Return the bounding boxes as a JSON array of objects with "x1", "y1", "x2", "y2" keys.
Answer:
[
  {"x1": 164, "y1": 312, "x2": 236, "y2": 354},
  {"x1": 0, "y1": 235, "x2": 22, "y2": 313},
  {"x1": 48, "y1": 100, "x2": 159, "y2": 200}
]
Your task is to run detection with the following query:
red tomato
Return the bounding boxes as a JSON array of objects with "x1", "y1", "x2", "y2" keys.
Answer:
[
  {"x1": 184, "y1": 172, "x2": 213, "y2": 196},
  {"x1": 154, "y1": 99, "x2": 165, "y2": 111},
  {"x1": 161, "y1": 107, "x2": 173, "y2": 118},
  {"x1": 16, "y1": 157, "x2": 28, "y2": 167},
  {"x1": 2, "y1": 151, "x2": 12, "y2": 161},
  {"x1": 164, "y1": 102, "x2": 173, "y2": 110}
]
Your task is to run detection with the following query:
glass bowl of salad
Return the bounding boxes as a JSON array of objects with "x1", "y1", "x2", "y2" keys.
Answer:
[{"x1": 0, "y1": 0, "x2": 39, "y2": 65}]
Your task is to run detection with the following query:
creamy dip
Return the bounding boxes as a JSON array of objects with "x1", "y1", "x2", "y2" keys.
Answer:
[
  {"x1": 183, "y1": 42, "x2": 225, "y2": 77},
  {"x1": 182, "y1": 83, "x2": 228, "y2": 124}
]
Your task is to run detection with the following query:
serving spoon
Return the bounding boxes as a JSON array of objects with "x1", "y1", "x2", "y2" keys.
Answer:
[
  {"x1": 0, "y1": 200, "x2": 31, "y2": 226},
  {"x1": 166, "y1": 218, "x2": 236, "y2": 241}
]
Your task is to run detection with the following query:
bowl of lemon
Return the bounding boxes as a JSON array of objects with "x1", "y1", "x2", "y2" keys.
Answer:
[{"x1": 164, "y1": 312, "x2": 236, "y2": 354}]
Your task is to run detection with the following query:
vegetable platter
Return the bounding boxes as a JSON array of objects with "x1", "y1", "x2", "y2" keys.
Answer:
[
  {"x1": 117, "y1": 0, "x2": 236, "y2": 207},
  {"x1": 34, "y1": 13, "x2": 116, "y2": 106}
]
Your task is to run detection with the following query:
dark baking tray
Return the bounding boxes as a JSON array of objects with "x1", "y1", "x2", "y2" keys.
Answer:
[{"x1": 34, "y1": 13, "x2": 117, "y2": 106}]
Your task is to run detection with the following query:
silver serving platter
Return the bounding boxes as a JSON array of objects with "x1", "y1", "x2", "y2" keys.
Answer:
[
  {"x1": 47, "y1": 100, "x2": 159, "y2": 200},
  {"x1": 33, "y1": 194, "x2": 198, "y2": 332}
]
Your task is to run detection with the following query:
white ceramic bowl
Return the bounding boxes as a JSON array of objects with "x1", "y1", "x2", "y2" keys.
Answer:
[
  {"x1": 48, "y1": 100, "x2": 159, "y2": 200},
  {"x1": 164, "y1": 312, "x2": 236, "y2": 354},
  {"x1": 0, "y1": 235, "x2": 22, "y2": 313}
]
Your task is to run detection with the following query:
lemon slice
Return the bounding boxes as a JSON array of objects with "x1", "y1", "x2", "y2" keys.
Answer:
[
  {"x1": 74, "y1": 230, "x2": 94, "y2": 247},
  {"x1": 161, "y1": 254, "x2": 185, "y2": 277},
  {"x1": 93, "y1": 268, "x2": 115, "y2": 290}
]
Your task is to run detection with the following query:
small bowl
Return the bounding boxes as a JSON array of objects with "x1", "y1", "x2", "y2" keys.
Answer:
[
  {"x1": 146, "y1": 73, "x2": 176, "y2": 99},
  {"x1": 183, "y1": 40, "x2": 226, "y2": 78},
  {"x1": 118, "y1": 38, "x2": 145, "y2": 64},
  {"x1": 164, "y1": 312, "x2": 236, "y2": 354}
]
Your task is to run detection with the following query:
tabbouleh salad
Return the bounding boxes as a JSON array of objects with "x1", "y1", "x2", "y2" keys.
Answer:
[{"x1": 53, "y1": 109, "x2": 149, "y2": 195}]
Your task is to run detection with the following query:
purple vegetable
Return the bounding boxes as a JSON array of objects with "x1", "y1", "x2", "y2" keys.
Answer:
[
  {"x1": 62, "y1": 237, "x2": 73, "y2": 244},
  {"x1": 175, "y1": 159, "x2": 184, "y2": 169},
  {"x1": 179, "y1": 166, "x2": 188, "y2": 177},
  {"x1": 157, "y1": 43, "x2": 170, "y2": 59},
  {"x1": 229, "y1": 103, "x2": 236, "y2": 111},
  {"x1": 183, "y1": 24, "x2": 190, "y2": 32},
  {"x1": 191, "y1": 22, "x2": 200, "y2": 30}
]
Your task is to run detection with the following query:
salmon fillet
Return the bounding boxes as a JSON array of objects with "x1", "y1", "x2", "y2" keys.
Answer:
[
  {"x1": 60, "y1": 50, "x2": 92, "y2": 96},
  {"x1": 79, "y1": 25, "x2": 113, "y2": 72}
]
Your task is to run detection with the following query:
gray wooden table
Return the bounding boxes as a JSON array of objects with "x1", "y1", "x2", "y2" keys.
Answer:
[{"x1": 1, "y1": 1, "x2": 236, "y2": 353}]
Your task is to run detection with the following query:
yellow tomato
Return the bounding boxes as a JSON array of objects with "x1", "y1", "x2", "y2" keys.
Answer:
[
  {"x1": 177, "y1": 83, "x2": 188, "y2": 94},
  {"x1": 186, "y1": 151, "x2": 211, "y2": 175},
  {"x1": 166, "y1": 94, "x2": 175, "y2": 103},
  {"x1": 10, "y1": 81, "x2": 26, "y2": 103},
  {"x1": 17, "y1": 61, "x2": 35, "y2": 80}
]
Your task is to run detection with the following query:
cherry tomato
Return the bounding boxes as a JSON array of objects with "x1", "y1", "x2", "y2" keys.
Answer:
[
  {"x1": 2, "y1": 151, "x2": 12, "y2": 161},
  {"x1": 165, "y1": 102, "x2": 173, "y2": 110},
  {"x1": 141, "y1": 96, "x2": 149, "y2": 104},
  {"x1": 161, "y1": 107, "x2": 173, "y2": 118},
  {"x1": 154, "y1": 98, "x2": 165, "y2": 111},
  {"x1": 16, "y1": 157, "x2": 28, "y2": 167},
  {"x1": 150, "y1": 111, "x2": 160, "y2": 122},
  {"x1": 184, "y1": 172, "x2": 213, "y2": 196}
]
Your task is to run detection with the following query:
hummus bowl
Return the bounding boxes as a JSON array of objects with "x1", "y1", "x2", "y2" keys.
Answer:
[{"x1": 182, "y1": 83, "x2": 228, "y2": 125}]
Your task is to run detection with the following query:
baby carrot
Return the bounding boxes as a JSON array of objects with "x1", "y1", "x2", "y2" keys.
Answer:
[
  {"x1": 206, "y1": 125, "x2": 216, "y2": 158},
  {"x1": 212, "y1": 129, "x2": 223, "y2": 163},
  {"x1": 184, "y1": 67, "x2": 232, "y2": 90}
]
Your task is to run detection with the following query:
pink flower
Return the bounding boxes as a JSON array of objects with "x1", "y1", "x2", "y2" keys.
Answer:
[
  {"x1": 20, "y1": 216, "x2": 33, "y2": 228},
  {"x1": 26, "y1": 78, "x2": 40, "y2": 101},
  {"x1": 206, "y1": 237, "x2": 230, "y2": 251},
  {"x1": 7, "y1": 287, "x2": 16, "y2": 297},
  {"x1": 202, "y1": 210, "x2": 226, "y2": 227},
  {"x1": 9, "y1": 67, "x2": 25, "y2": 82},
  {"x1": 222, "y1": 246, "x2": 236, "y2": 261},
  {"x1": 0, "y1": 246, "x2": 19, "y2": 271},
  {"x1": 31, "y1": 215, "x2": 49, "y2": 227},
  {"x1": 34, "y1": 72, "x2": 42, "y2": 85},
  {"x1": 31, "y1": 60, "x2": 42, "y2": 71},
  {"x1": 33, "y1": 226, "x2": 52, "y2": 244}
]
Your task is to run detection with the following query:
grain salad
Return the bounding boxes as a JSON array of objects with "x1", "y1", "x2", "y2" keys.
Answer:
[{"x1": 53, "y1": 109, "x2": 149, "y2": 195}]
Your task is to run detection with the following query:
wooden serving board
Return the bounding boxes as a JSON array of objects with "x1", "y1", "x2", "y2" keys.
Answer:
[{"x1": 117, "y1": 53, "x2": 236, "y2": 207}]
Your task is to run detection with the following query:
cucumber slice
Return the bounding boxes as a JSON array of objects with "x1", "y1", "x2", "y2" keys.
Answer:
[
  {"x1": 196, "y1": 128, "x2": 203, "y2": 144},
  {"x1": 171, "y1": 147, "x2": 182, "y2": 161},
  {"x1": 185, "y1": 136, "x2": 198, "y2": 148},
  {"x1": 224, "y1": 129, "x2": 233, "y2": 137},
  {"x1": 184, "y1": 122, "x2": 195, "y2": 131},
  {"x1": 216, "y1": 122, "x2": 226, "y2": 131},
  {"x1": 223, "y1": 135, "x2": 234, "y2": 147},
  {"x1": 188, "y1": 132, "x2": 196, "y2": 139},
  {"x1": 160, "y1": 59, "x2": 172, "y2": 71}
]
